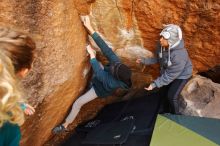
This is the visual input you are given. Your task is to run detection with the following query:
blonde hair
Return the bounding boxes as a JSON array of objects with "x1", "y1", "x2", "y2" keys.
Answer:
[
  {"x1": 0, "y1": 52, "x2": 24, "y2": 127},
  {"x1": 0, "y1": 26, "x2": 35, "y2": 127}
]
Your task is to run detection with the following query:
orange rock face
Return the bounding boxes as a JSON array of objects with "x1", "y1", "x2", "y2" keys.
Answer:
[
  {"x1": 132, "y1": 0, "x2": 220, "y2": 72},
  {"x1": 86, "y1": 0, "x2": 220, "y2": 73},
  {"x1": 0, "y1": 1, "x2": 90, "y2": 146},
  {"x1": 0, "y1": 0, "x2": 219, "y2": 146}
]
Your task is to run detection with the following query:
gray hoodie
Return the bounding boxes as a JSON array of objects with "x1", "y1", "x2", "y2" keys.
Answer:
[{"x1": 141, "y1": 40, "x2": 192, "y2": 88}]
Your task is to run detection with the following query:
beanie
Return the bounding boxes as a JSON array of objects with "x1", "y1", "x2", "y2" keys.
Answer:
[{"x1": 160, "y1": 24, "x2": 182, "y2": 48}]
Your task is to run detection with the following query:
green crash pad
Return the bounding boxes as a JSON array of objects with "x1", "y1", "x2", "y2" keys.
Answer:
[{"x1": 150, "y1": 114, "x2": 220, "y2": 146}]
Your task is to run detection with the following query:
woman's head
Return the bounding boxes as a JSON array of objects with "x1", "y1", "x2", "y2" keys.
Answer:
[
  {"x1": 0, "y1": 52, "x2": 24, "y2": 127},
  {"x1": 110, "y1": 62, "x2": 132, "y2": 87},
  {"x1": 160, "y1": 37, "x2": 169, "y2": 48},
  {"x1": 0, "y1": 26, "x2": 36, "y2": 77},
  {"x1": 159, "y1": 24, "x2": 182, "y2": 48},
  {"x1": 0, "y1": 26, "x2": 35, "y2": 127}
]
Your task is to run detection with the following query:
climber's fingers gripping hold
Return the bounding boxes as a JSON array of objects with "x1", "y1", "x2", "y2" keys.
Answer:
[{"x1": 81, "y1": 15, "x2": 95, "y2": 34}]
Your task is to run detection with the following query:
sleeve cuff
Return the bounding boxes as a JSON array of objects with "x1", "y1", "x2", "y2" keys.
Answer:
[
  {"x1": 20, "y1": 103, "x2": 27, "y2": 110},
  {"x1": 91, "y1": 32, "x2": 99, "y2": 40},
  {"x1": 90, "y1": 58, "x2": 97, "y2": 62},
  {"x1": 140, "y1": 58, "x2": 145, "y2": 64},
  {"x1": 151, "y1": 82, "x2": 157, "y2": 89},
  {"x1": 154, "y1": 79, "x2": 162, "y2": 88}
]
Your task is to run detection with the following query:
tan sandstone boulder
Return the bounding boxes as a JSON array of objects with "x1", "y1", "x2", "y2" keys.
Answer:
[
  {"x1": 85, "y1": 0, "x2": 220, "y2": 73},
  {"x1": 0, "y1": 1, "x2": 90, "y2": 146},
  {"x1": 0, "y1": 0, "x2": 219, "y2": 145},
  {"x1": 180, "y1": 75, "x2": 220, "y2": 119}
]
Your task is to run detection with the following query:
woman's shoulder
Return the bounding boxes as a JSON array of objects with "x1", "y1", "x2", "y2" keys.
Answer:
[
  {"x1": 171, "y1": 48, "x2": 188, "y2": 61},
  {"x1": 0, "y1": 122, "x2": 20, "y2": 139},
  {"x1": 1, "y1": 122, "x2": 20, "y2": 132},
  {"x1": 0, "y1": 122, "x2": 21, "y2": 146}
]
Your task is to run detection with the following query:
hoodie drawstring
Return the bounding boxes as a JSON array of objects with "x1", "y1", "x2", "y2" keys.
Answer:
[
  {"x1": 168, "y1": 47, "x2": 172, "y2": 66},
  {"x1": 159, "y1": 46, "x2": 163, "y2": 58},
  {"x1": 159, "y1": 46, "x2": 172, "y2": 67}
]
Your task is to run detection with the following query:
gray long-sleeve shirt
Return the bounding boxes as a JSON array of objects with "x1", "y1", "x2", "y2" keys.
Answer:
[{"x1": 141, "y1": 40, "x2": 192, "y2": 88}]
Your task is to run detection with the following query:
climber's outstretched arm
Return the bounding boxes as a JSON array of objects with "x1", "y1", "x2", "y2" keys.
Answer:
[{"x1": 81, "y1": 16, "x2": 120, "y2": 63}]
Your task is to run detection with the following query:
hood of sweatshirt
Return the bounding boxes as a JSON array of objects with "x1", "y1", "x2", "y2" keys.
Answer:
[
  {"x1": 171, "y1": 39, "x2": 184, "y2": 50},
  {"x1": 159, "y1": 39, "x2": 185, "y2": 67}
]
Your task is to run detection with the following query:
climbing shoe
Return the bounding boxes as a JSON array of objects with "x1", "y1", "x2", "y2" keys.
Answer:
[{"x1": 52, "y1": 125, "x2": 66, "y2": 134}]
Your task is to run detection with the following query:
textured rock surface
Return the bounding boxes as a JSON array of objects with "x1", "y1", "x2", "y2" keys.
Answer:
[
  {"x1": 135, "y1": 0, "x2": 220, "y2": 72},
  {"x1": 86, "y1": 0, "x2": 220, "y2": 73},
  {"x1": 0, "y1": 0, "x2": 219, "y2": 146},
  {"x1": 0, "y1": 1, "x2": 90, "y2": 146},
  {"x1": 179, "y1": 75, "x2": 220, "y2": 119}
]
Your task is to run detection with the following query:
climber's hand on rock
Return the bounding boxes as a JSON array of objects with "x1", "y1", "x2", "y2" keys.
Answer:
[
  {"x1": 145, "y1": 83, "x2": 156, "y2": 91},
  {"x1": 24, "y1": 103, "x2": 35, "y2": 116},
  {"x1": 86, "y1": 45, "x2": 96, "y2": 59},
  {"x1": 81, "y1": 15, "x2": 95, "y2": 34},
  {"x1": 136, "y1": 58, "x2": 142, "y2": 64},
  {"x1": 145, "y1": 85, "x2": 153, "y2": 91}
]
